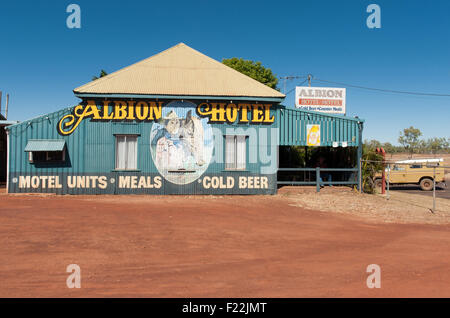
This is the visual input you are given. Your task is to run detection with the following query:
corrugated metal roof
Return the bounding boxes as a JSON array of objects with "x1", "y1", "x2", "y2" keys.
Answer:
[
  {"x1": 278, "y1": 107, "x2": 363, "y2": 147},
  {"x1": 24, "y1": 140, "x2": 66, "y2": 152},
  {"x1": 74, "y1": 43, "x2": 285, "y2": 99}
]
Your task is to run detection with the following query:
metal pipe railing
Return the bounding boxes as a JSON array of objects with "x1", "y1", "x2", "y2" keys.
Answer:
[{"x1": 277, "y1": 167, "x2": 359, "y2": 192}]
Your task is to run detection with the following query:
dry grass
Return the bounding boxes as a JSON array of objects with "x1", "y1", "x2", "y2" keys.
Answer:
[{"x1": 282, "y1": 186, "x2": 450, "y2": 225}]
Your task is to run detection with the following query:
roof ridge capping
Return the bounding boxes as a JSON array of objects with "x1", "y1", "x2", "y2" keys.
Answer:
[{"x1": 73, "y1": 43, "x2": 285, "y2": 100}]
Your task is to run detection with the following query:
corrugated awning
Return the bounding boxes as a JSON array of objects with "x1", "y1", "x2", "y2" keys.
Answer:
[{"x1": 24, "y1": 140, "x2": 66, "y2": 152}]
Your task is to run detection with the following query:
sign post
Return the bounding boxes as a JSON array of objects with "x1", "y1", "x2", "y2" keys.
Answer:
[
  {"x1": 426, "y1": 163, "x2": 438, "y2": 213},
  {"x1": 359, "y1": 158, "x2": 362, "y2": 194},
  {"x1": 433, "y1": 166, "x2": 436, "y2": 213},
  {"x1": 386, "y1": 163, "x2": 390, "y2": 200}
]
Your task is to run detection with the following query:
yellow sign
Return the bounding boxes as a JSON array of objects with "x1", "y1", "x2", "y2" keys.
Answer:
[
  {"x1": 58, "y1": 100, "x2": 163, "y2": 135},
  {"x1": 57, "y1": 100, "x2": 275, "y2": 136},
  {"x1": 307, "y1": 124, "x2": 320, "y2": 146},
  {"x1": 196, "y1": 102, "x2": 275, "y2": 124}
]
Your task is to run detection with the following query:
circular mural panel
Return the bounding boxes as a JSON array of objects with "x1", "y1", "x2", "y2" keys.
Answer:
[{"x1": 150, "y1": 101, "x2": 214, "y2": 185}]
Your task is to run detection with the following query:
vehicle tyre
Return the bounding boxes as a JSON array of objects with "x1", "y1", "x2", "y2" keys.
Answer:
[{"x1": 420, "y1": 178, "x2": 433, "y2": 191}]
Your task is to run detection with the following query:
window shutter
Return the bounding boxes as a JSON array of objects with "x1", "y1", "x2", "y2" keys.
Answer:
[
  {"x1": 225, "y1": 135, "x2": 235, "y2": 170},
  {"x1": 126, "y1": 136, "x2": 138, "y2": 169},
  {"x1": 236, "y1": 136, "x2": 246, "y2": 170},
  {"x1": 116, "y1": 136, "x2": 127, "y2": 169}
]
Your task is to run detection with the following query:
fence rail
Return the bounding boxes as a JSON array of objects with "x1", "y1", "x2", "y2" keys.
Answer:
[{"x1": 277, "y1": 167, "x2": 359, "y2": 192}]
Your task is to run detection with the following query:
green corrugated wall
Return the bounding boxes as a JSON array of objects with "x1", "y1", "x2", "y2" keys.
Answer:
[{"x1": 277, "y1": 106, "x2": 363, "y2": 147}]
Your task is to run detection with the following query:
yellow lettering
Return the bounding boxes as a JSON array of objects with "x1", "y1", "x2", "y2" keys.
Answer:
[
  {"x1": 252, "y1": 104, "x2": 264, "y2": 122},
  {"x1": 263, "y1": 104, "x2": 275, "y2": 123},
  {"x1": 238, "y1": 104, "x2": 251, "y2": 122},
  {"x1": 127, "y1": 101, "x2": 136, "y2": 120},
  {"x1": 75, "y1": 101, "x2": 101, "y2": 119},
  {"x1": 226, "y1": 104, "x2": 238, "y2": 123},
  {"x1": 135, "y1": 102, "x2": 149, "y2": 120},
  {"x1": 197, "y1": 102, "x2": 226, "y2": 122},
  {"x1": 148, "y1": 101, "x2": 162, "y2": 120},
  {"x1": 102, "y1": 101, "x2": 114, "y2": 120},
  {"x1": 114, "y1": 101, "x2": 127, "y2": 120}
]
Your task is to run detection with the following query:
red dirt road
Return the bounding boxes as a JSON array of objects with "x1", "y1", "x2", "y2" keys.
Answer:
[{"x1": 0, "y1": 193, "x2": 449, "y2": 297}]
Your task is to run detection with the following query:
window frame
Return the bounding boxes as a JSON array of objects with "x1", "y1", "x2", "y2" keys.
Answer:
[
  {"x1": 224, "y1": 135, "x2": 247, "y2": 171},
  {"x1": 115, "y1": 134, "x2": 139, "y2": 171},
  {"x1": 29, "y1": 149, "x2": 66, "y2": 163}
]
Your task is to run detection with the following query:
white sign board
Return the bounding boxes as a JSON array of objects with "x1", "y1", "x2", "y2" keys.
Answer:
[{"x1": 295, "y1": 86, "x2": 346, "y2": 114}]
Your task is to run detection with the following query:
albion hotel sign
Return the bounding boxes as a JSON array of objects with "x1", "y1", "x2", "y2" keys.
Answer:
[
  {"x1": 295, "y1": 86, "x2": 346, "y2": 114},
  {"x1": 58, "y1": 100, "x2": 276, "y2": 135}
]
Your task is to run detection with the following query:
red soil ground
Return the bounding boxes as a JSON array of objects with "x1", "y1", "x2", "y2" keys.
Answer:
[{"x1": 0, "y1": 193, "x2": 449, "y2": 297}]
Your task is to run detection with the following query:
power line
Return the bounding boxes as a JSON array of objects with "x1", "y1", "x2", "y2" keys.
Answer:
[
  {"x1": 285, "y1": 79, "x2": 308, "y2": 96},
  {"x1": 279, "y1": 74, "x2": 450, "y2": 97},
  {"x1": 312, "y1": 77, "x2": 450, "y2": 97},
  {"x1": 279, "y1": 75, "x2": 307, "y2": 94}
]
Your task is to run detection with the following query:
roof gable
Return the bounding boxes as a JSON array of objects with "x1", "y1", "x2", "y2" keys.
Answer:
[{"x1": 74, "y1": 43, "x2": 285, "y2": 100}]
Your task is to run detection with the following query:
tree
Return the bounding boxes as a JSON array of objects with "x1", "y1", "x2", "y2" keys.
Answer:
[
  {"x1": 425, "y1": 137, "x2": 449, "y2": 154},
  {"x1": 381, "y1": 142, "x2": 397, "y2": 154},
  {"x1": 361, "y1": 148, "x2": 384, "y2": 194},
  {"x1": 92, "y1": 69, "x2": 108, "y2": 81},
  {"x1": 398, "y1": 126, "x2": 422, "y2": 157},
  {"x1": 222, "y1": 58, "x2": 278, "y2": 89},
  {"x1": 417, "y1": 139, "x2": 427, "y2": 153},
  {"x1": 363, "y1": 139, "x2": 381, "y2": 152}
]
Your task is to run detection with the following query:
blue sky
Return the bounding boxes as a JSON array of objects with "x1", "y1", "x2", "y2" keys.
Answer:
[{"x1": 0, "y1": 0, "x2": 449, "y2": 144}]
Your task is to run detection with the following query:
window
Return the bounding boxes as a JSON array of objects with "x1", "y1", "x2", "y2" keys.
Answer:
[
  {"x1": 225, "y1": 135, "x2": 246, "y2": 170},
  {"x1": 410, "y1": 164, "x2": 422, "y2": 169},
  {"x1": 29, "y1": 150, "x2": 65, "y2": 163},
  {"x1": 115, "y1": 135, "x2": 138, "y2": 170}
]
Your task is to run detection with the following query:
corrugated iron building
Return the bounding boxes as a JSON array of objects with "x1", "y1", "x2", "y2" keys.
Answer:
[{"x1": 5, "y1": 43, "x2": 363, "y2": 195}]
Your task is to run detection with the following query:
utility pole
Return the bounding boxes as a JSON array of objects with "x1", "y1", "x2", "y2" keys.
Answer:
[
  {"x1": 5, "y1": 94, "x2": 9, "y2": 119},
  {"x1": 0, "y1": 90, "x2": 2, "y2": 116},
  {"x1": 279, "y1": 76, "x2": 307, "y2": 94},
  {"x1": 307, "y1": 74, "x2": 312, "y2": 87}
]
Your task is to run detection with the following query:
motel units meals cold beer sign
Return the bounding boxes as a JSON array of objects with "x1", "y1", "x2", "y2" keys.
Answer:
[{"x1": 295, "y1": 86, "x2": 346, "y2": 114}]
